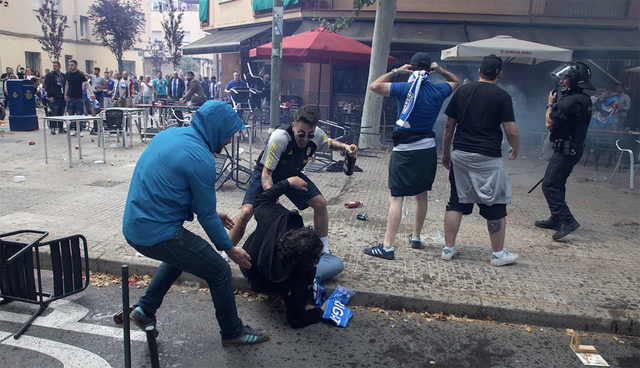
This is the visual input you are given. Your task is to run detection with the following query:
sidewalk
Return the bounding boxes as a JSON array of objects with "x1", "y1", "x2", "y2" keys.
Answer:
[{"x1": 1, "y1": 114, "x2": 639, "y2": 335}]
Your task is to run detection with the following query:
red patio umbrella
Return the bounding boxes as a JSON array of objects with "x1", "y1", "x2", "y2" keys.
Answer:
[{"x1": 250, "y1": 27, "x2": 397, "y2": 110}]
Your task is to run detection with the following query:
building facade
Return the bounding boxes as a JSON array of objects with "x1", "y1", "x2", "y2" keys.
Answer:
[
  {"x1": 0, "y1": 0, "x2": 145, "y2": 76},
  {"x1": 142, "y1": 0, "x2": 217, "y2": 78}
]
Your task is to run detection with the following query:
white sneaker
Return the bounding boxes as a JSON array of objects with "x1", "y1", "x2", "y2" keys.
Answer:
[
  {"x1": 70, "y1": 130, "x2": 77, "y2": 136},
  {"x1": 491, "y1": 249, "x2": 519, "y2": 267},
  {"x1": 441, "y1": 247, "x2": 458, "y2": 261}
]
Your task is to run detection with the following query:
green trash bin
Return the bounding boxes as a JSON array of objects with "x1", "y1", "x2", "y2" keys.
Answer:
[{"x1": 7, "y1": 79, "x2": 38, "y2": 131}]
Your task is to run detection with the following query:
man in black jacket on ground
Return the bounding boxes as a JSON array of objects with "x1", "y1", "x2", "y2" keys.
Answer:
[{"x1": 241, "y1": 176, "x2": 326, "y2": 329}]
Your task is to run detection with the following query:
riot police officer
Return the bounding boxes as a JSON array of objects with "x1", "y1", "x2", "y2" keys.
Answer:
[{"x1": 535, "y1": 62, "x2": 594, "y2": 241}]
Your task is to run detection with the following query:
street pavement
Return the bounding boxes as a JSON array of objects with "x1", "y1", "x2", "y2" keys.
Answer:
[
  {"x1": 0, "y1": 111, "x2": 639, "y2": 338},
  {"x1": 0, "y1": 271, "x2": 638, "y2": 368}
]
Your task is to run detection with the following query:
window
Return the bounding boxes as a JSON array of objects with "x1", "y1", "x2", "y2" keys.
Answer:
[
  {"x1": 80, "y1": 16, "x2": 89, "y2": 40},
  {"x1": 85, "y1": 60, "x2": 94, "y2": 74},
  {"x1": 64, "y1": 55, "x2": 73, "y2": 71},
  {"x1": 152, "y1": 31, "x2": 163, "y2": 42},
  {"x1": 151, "y1": 0, "x2": 171, "y2": 11},
  {"x1": 183, "y1": 31, "x2": 191, "y2": 44},
  {"x1": 25, "y1": 52, "x2": 42, "y2": 74}
]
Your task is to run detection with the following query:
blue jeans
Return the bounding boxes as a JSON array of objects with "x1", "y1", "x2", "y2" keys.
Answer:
[
  {"x1": 315, "y1": 252, "x2": 344, "y2": 282},
  {"x1": 49, "y1": 98, "x2": 66, "y2": 129},
  {"x1": 127, "y1": 228, "x2": 244, "y2": 339},
  {"x1": 142, "y1": 96, "x2": 153, "y2": 105},
  {"x1": 66, "y1": 98, "x2": 84, "y2": 130}
]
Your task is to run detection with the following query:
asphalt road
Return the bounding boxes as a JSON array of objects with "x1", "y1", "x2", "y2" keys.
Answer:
[{"x1": 0, "y1": 273, "x2": 638, "y2": 368}]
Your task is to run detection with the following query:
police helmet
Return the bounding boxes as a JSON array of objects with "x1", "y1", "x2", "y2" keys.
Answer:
[{"x1": 550, "y1": 62, "x2": 595, "y2": 90}]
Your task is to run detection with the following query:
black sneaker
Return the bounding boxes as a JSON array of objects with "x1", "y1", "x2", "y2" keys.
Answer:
[
  {"x1": 90, "y1": 128, "x2": 98, "y2": 135},
  {"x1": 222, "y1": 325, "x2": 269, "y2": 347},
  {"x1": 59, "y1": 128, "x2": 67, "y2": 134},
  {"x1": 130, "y1": 306, "x2": 159, "y2": 337},
  {"x1": 552, "y1": 221, "x2": 580, "y2": 241},
  {"x1": 408, "y1": 233, "x2": 421, "y2": 249},
  {"x1": 535, "y1": 217, "x2": 560, "y2": 230},
  {"x1": 50, "y1": 128, "x2": 56, "y2": 135},
  {"x1": 364, "y1": 243, "x2": 395, "y2": 260}
]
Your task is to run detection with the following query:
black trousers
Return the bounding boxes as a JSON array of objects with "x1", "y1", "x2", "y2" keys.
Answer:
[
  {"x1": 541, "y1": 149, "x2": 583, "y2": 224},
  {"x1": 49, "y1": 98, "x2": 66, "y2": 129}
]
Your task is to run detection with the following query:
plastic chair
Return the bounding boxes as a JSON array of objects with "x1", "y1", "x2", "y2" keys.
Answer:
[
  {"x1": 171, "y1": 108, "x2": 192, "y2": 127},
  {"x1": 609, "y1": 139, "x2": 640, "y2": 189},
  {"x1": 0, "y1": 230, "x2": 89, "y2": 339},
  {"x1": 101, "y1": 109, "x2": 128, "y2": 149}
]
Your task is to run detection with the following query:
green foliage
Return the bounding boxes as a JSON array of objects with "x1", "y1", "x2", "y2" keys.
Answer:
[
  {"x1": 160, "y1": 0, "x2": 185, "y2": 71},
  {"x1": 147, "y1": 40, "x2": 166, "y2": 74},
  {"x1": 36, "y1": 0, "x2": 69, "y2": 63},
  {"x1": 178, "y1": 56, "x2": 198, "y2": 74},
  {"x1": 317, "y1": 0, "x2": 376, "y2": 33},
  {"x1": 88, "y1": 0, "x2": 146, "y2": 71}
]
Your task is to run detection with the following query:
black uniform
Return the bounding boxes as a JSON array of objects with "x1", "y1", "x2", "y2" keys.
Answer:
[{"x1": 542, "y1": 87, "x2": 592, "y2": 226}]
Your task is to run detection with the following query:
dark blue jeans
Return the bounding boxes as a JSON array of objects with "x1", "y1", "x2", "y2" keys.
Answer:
[
  {"x1": 49, "y1": 98, "x2": 66, "y2": 129},
  {"x1": 66, "y1": 97, "x2": 84, "y2": 130},
  {"x1": 127, "y1": 228, "x2": 244, "y2": 339}
]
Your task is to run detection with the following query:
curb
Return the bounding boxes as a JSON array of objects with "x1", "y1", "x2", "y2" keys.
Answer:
[{"x1": 40, "y1": 252, "x2": 639, "y2": 337}]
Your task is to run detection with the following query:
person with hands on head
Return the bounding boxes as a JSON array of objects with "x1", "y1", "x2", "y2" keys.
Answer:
[
  {"x1": 364, "y1": 52, "x2": 459, "y2": 260},
  {"x1": 123, "y1": 100, "x2": 269, "y2": 347},
  {"x1": 241, "y1": 176, "x2": 329, "y2": 328},
  {"x1": 441, "y1": 54, "x2": 520, "y2": 266},
  {"x1": 228, "y1": 106, "x2": 354, "y2": 292}
]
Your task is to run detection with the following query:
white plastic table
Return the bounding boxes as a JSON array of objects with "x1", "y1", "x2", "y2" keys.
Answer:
[{"x1": 42, "y1": 115, "x2": 103, "y2": 168}]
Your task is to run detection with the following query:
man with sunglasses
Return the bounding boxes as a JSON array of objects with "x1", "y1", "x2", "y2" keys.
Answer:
[{"x1": 229, "y1": 106, "x2": 357, "y2": 290}]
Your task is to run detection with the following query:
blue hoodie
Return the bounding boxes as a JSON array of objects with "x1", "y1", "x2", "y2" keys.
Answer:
[{"x1": 122, "y1": 100, "x2": 246, "y2": 250}]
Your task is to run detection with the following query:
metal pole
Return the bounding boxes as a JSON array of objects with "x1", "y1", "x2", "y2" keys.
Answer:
[
  {"x1": 316, "y1": 58, "x2": 323, "y2": 114},
  {"x1": 145, "y1": 326, "x2": 160, "y2": 368},
  {"x1": 269, "y1": 0, "x2": 283, "y2": 131},
  {"x1": 122, "y1": 265, "x2": 131, "y2": 368}
]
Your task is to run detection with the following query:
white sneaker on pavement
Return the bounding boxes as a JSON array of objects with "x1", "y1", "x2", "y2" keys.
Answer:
[
  {"x1": 441, "y1": 247, "x2": 458, "y2": 261},
  {"x1": 491, "y1": 249, "x2": 519, "y2": 267}
]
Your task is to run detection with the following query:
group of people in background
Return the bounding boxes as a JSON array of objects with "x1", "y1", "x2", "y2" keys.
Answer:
[{"x1": 589, "y1": 83, "x2": 631, "y2": 131}]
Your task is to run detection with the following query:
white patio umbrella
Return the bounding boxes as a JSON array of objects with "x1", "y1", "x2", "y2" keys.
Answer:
[
  {"x1": 622, "y1": 66, "x2": 640, "y2": 72},
  {"x1": 441, "y1": 35, "x2": 573, "y2": 64}
]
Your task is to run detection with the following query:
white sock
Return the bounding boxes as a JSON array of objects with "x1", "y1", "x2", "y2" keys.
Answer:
[
  {"x1": 411, "y1": 234, "x2": 420, "y2": 241},
  {"x1": 385, "y1": 246, "x2": 394, "y2": 252},
  {"x1": 493, "y1": 250, "x2": 504, "y2": 258},
  {"x1": 444, "y1": 246, "x2": 455, "y2": 252},
  {"x1": 320, "y1": 237, "x2": 329, "y2": 254}
]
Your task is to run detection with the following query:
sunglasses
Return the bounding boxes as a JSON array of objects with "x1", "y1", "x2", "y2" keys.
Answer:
[{"x1": 296, "y1": 131, "x2": 315, "y2": 139}]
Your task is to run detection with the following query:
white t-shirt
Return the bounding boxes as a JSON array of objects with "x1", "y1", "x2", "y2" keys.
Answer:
[{"x1": 141, "y1": 82, "x2": 154, "y2": 97}]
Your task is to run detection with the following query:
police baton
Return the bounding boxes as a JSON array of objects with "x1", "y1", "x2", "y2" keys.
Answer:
[{"x1": 528, "y1": 178, "x2": 544, "y2": 194}]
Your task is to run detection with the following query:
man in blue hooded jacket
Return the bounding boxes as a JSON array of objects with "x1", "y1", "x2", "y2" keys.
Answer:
[{"x1": 123, "y1": 100, "x2": 269, "y2": 347}]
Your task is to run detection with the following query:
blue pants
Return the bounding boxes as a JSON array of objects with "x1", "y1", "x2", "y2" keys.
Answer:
[
  {"x1": 315, "y1": 252, "x2": 344, "y2": 282},
  {"x1": 128, "y1": 228, "x2": 244, "y2": 339},
  {"x1": 49, "y1": 98, "x2": 66, "y2": 129},
  {"x1": 66, "y1": 97, "x2": 84, "y2": 130}
]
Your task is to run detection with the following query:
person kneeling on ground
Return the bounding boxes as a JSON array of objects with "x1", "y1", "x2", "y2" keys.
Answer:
[{"x1": 241, "y1": 176, "x2": 330, "y2": 328}]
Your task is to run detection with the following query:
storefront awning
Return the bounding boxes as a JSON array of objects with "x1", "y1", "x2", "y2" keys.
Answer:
[{"x1": 183, "y1": 24, "x2": 271, "y2": 55}]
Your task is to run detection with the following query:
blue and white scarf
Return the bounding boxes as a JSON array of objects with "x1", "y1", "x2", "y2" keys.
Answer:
[{"x1": 396, "y1": 70, "x2": 430, "y2": 129}]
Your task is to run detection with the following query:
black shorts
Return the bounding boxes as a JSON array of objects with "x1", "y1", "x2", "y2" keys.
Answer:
[
  {"x1": 446, "y1": 166, "x2": 507, "y2": 221},
  {"x1": 388, "y1": 147, "x2": 437, "y2": 197},
  {"x1": 242, "y1": 169, "x2": 322, "y2": 211}
]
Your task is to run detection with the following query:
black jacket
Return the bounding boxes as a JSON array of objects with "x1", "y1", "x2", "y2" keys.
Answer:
[
  {"x1": 240, "y1": 180, "x2": 323, "y2": 328},
  {"x1": 170, "y1": 77, "x2": 185, "y2": 98},
  {"x1": 549, "y1": 87, "x2": 592, "y2": 146},
  {"x1": 44, "y1": 71, "x2": 66, "y2": 100}
]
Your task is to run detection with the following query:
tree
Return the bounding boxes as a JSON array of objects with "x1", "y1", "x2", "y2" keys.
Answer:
[
  {"x1": 36, "y1": 0, "x2": 69, "y2": 63},
  {"x1": 178, "y1": 56, "x2": 198, "y2": 74},
  {"x1": 319, "y1": 0, "x2": 375, "y2": 32},
  {"x1": 88, "y1": 0, "x2": 146, "y2": 72},
  {"x1": 161, "y1": 1, "x2": 185, "y2": 71},
  {"x1": 147, "y1": 40, "x2": 166, "y2": 74},
  {"x1": 359, "y1": 0, "x2": 396, "y2": 149}
]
